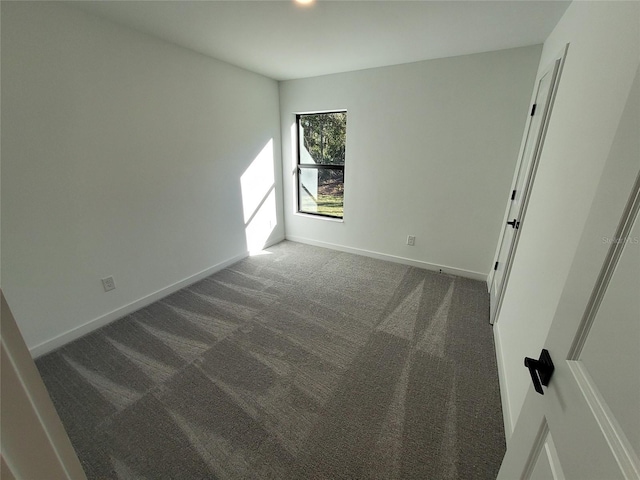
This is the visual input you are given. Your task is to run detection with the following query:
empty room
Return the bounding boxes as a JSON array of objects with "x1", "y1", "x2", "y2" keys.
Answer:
[{"x1": 1, "y1": 1, "x2": 638, "y2": 479}]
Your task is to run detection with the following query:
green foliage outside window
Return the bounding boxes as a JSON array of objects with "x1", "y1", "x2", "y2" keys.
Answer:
[{"x1": 299, "y1": 112, "x2": 346, "y2": 166}]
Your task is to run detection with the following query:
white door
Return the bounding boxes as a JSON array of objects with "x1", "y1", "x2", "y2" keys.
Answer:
[
  {"x1": 498, "y1": 68, "x2": 640, "y2": 479},
  {"x1": 490, "y1": 49, "x2": 567, "y2": 324}
]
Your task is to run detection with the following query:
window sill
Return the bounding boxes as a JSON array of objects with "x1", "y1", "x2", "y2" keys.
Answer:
[{"x1": 294, "y1": 212, "x2": 344, "y2": 223}]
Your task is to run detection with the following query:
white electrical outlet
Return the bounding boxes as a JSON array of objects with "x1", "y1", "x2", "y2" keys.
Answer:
[
  {"x1": 102, "y1": 276, "x2": 116, "y2": 292},
  {"x1": 407, "y1": 235, "x2": 416, "y2": 246}
]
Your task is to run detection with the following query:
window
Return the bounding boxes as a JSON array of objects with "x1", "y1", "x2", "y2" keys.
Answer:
[{"x1": 296, "y1": 111, "x2": 346, "y2": 219}]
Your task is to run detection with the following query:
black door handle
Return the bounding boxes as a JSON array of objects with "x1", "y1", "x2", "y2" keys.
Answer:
[
  {"x1": 524, "y1": 349, "x2": 554, "y2": 395},
  {"x1": 507, "y1": 219, "x2": 520, "y2": 229}
]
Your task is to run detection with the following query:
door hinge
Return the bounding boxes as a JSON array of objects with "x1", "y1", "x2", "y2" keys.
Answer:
[
  {"x1": 530, "y1": 104, "x2": 537, "y2": 116},
  {"x1": 494, "y1": 261, "x2": 499, "y2": 271},
  {"x1": 511, "y1": 189, "x2": 516, "y2": 201}
]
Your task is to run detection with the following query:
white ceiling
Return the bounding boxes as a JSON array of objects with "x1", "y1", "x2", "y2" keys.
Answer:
[{"x1": 68, "y1": 0, "x2": 571, "y2": 81}]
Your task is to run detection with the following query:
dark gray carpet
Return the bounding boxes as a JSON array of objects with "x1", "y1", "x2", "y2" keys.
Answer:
[{"x1": 36, "y1": 241, "x2": 505, "y2": 479}]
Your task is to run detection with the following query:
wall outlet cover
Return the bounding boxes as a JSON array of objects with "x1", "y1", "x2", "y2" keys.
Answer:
[{"x1": 102, "y1": 276, "x2": 116, "y2": 292}]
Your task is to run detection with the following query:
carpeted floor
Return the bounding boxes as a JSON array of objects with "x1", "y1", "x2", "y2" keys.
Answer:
[{"x1": 36, "y1": 241, "x2": 505, "y2": 479}]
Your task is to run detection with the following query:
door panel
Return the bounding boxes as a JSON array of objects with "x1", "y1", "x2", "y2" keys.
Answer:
[
  {"x1": 579, "y1": 216, "x2": 640, "y2": 456},
  {"x1": 501, "y1": 213, "x2": 639, "y2": 480},
  {"x1": 527, "y1": 425, "x2": 566, "y2": 480},
  {"x1": 529, "y1": 445, "x2": 555, "y2": 480},
  {"x1": 490, "y1": 50, "x2": 565, "y2": 323}
]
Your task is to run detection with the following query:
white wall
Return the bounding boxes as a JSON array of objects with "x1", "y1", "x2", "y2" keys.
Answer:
[
  {"x1": 494, "y1": 1, "x2": 640, "y2": 436},
  {"x1": 280, "y1": 46, "x2": 541, "y2": 279},
  {"x1": 1, "y1": 2, "x2": 284, "y2": 355}
]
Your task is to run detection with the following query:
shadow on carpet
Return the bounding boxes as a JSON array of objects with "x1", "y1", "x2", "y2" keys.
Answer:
[{"x1": 36, "y1": 241, "x2": 505, "y2": 479}]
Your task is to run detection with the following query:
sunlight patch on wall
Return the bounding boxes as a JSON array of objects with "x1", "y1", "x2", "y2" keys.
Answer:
[
  {"x1": 245, "y1": 189, "x2": 277, "y2": 255},
  {"x1": 241, "y1": 139, "x2": 277, "y2": 254}
]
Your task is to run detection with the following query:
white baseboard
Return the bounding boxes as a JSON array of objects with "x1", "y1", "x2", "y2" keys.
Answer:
[
  {"x1": 263, "y1": 234, "x2": 286, "y2": 250},
  {"x1": 29, "y1": 251, "x2": 249, "y2": 358},
  {"x1": 285, "y1": 235, "x2": 487, "y2": 281},
  {"x1": 493, "y1": 325, "x2": 514, "y2": 439}
]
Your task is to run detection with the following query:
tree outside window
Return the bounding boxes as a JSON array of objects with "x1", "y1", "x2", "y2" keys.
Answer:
[{"x1": 296, "y1": 112, "x2": 347, "y2": 219}]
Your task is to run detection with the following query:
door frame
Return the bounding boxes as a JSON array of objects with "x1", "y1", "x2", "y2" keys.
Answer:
[{"x1": 489, "y1": 44, "x2": 569, "y2": 325}]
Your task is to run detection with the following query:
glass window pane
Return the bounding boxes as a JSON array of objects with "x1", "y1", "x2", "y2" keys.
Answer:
[
  {"x1": 298, "y1": 112, "x2": 346, "y2": 166},
  {"x1": 299, "y1": 168, "x2": 344, "y2": 218}
]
